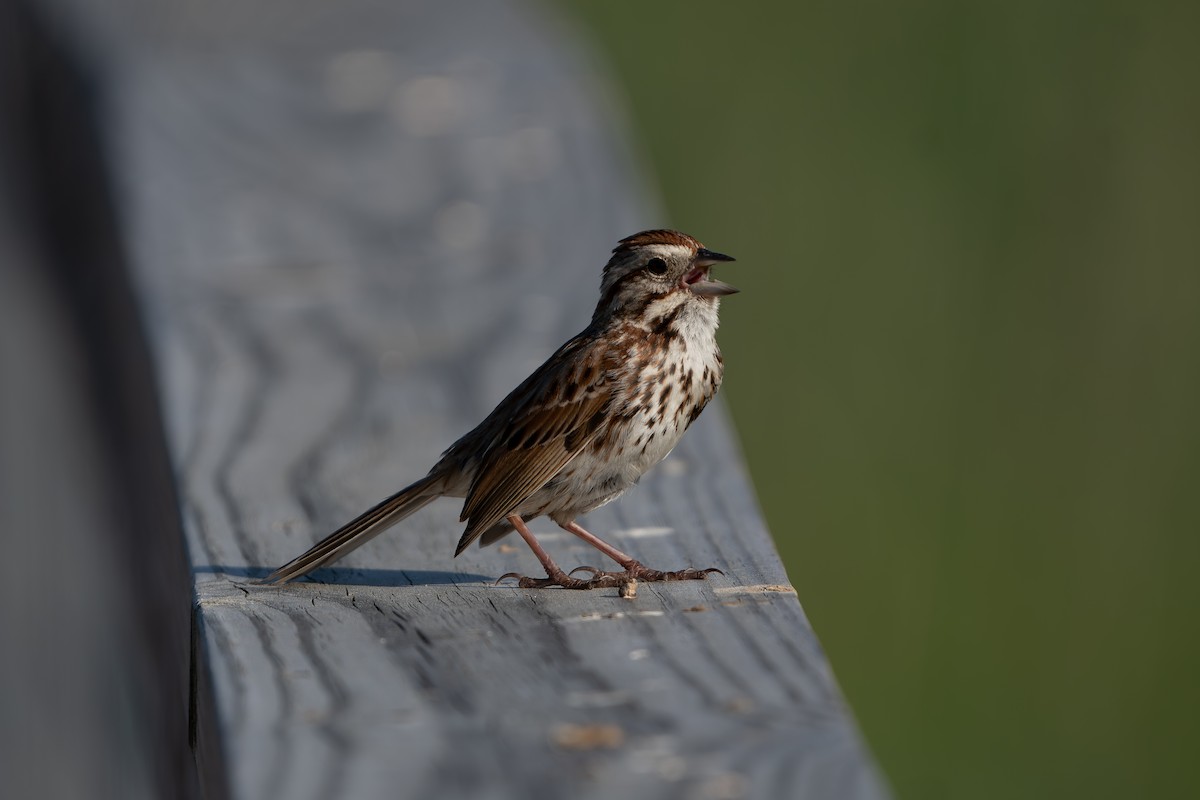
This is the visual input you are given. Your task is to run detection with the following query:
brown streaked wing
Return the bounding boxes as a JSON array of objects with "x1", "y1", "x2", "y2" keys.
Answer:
[{"x1": 454, "y1": 353, "x2": 612, "y2": 554}]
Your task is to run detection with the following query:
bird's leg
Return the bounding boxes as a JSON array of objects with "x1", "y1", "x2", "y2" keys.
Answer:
[
  {"x1": 497, "y1": 514, "x2": 603, "y2": 589},
  {"x1": 559, "y1": 520, "x2": 723, "y2": 584}
]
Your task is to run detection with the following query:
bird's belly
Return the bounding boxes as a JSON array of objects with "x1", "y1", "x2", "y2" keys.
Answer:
[
  {"x1": 519, "y1": 447, "x2": 642, "y2": 522},
  {"x1": 520, "y1": 336, "x2": 721, "y2": 523},
  {"x1": 523, "y1": 404, "x2": 696, "y2": 523}
]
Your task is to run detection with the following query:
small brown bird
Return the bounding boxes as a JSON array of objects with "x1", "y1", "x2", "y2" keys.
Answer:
[{"x1": 266, "y1": 230, "x2": 738, "y2": 589}]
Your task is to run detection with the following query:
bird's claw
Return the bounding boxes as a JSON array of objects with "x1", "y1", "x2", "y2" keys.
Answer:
[
  {"x1": 685, "y1": 567, "x2": 725, "y2": 579},
  {"x1": 495, "y1": 564, "x2": 723, "y2": 590},
  {"x1": 496, "y1": 569, "x2": 597, "y2": 589}
]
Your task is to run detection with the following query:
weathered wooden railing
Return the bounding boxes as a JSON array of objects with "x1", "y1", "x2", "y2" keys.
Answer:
[{"x1": 6, "y1": 1, "x2": 887, "y2": 797}]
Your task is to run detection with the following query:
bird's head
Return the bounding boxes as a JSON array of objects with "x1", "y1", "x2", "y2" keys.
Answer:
[{"x1": 593, "y1": 229, "x2": 737, "y2": 323}]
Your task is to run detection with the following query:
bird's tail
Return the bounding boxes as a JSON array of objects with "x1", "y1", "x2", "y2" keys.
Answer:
[{"x1": 263, "y1": 474, "x2": 442, "y2": 584}]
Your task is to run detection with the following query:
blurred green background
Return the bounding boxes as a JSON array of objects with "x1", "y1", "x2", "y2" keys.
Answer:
[{"x1": 556, "y1": 1, "x2": 1199, "y2": 797}]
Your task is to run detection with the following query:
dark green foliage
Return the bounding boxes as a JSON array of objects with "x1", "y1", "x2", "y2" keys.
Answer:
[{"x1": 558, "y1": 1, "x2": 1200, "y2": 797}]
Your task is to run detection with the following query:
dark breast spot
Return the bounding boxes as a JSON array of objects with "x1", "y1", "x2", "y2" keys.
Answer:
[{"x1": 650, "y1": 305, "x2": 684, "y2": 337}]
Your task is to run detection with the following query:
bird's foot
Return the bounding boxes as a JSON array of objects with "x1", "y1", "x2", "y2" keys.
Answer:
[
  {"x1": 497, "y1": 563, "x2": 723, "y2": 590},
  {"x1": 495, "y1": 567, "x2": 597, "y2": 590},
  {"x1": 569, "y1": 563, "x2": 724, "y2": 585}
]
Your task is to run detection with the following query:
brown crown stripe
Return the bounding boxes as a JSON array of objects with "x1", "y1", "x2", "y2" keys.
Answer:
[{"x1": 612, "y1": 229, "x2": 702, "y2": 254}]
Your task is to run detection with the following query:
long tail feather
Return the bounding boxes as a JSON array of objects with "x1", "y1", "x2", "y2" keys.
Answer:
[{"x1": 263, "y1": 475, "x2": 442, "y2": 584}]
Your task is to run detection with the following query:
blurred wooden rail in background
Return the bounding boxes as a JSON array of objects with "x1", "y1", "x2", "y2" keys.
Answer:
[{"x1": 3, "y1": 1, "x2": 886, "y2": 797}]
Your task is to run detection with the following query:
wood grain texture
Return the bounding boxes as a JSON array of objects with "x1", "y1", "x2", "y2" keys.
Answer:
[{"x1": 52, "y1": 0, "x2": 888, "y2": 796}]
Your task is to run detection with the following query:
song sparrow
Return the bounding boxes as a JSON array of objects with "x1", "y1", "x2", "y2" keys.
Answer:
[{"x1": 265, "y1": 229, "x2": 738, "y2": 589}]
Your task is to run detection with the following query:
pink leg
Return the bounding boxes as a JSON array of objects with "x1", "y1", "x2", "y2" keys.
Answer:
[
  {"x1": 557, "y1": 520, "x2": 724, "y2": 584},
  {"x1": 559, "y1": 520, "x2": 638, "y2": 567},
  {"x1": 498, "y1": 515, "x2": 596, "y2": 589}
]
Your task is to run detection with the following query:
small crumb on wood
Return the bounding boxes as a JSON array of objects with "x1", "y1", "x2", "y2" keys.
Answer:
[
  {"x1": 683, "y1": 604, "x2": 707, "y2": 613},
  {"x1": 497, "y1": 543, "x2": 518, "y2": 553},
  {"x1": 619, "y1": 578, "x2": 638, "y2": 599},
  {"x1": 551, "y1": 723, "x2": 624, "y2": 750}
]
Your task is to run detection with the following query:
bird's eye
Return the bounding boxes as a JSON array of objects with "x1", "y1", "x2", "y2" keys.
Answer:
[{"x1": 645, "y1": 257, "x2": 668, "y2": 276}]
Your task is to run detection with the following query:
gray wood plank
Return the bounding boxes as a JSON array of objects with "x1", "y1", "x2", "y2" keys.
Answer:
[
  {"x1": 1, "y1": 3, "x2": 195, "y2": 797},
  {"x1": 0, "y1": 188, "x2": 164, "y2": 800},
  {"x1": 51, "y1": 0, "x2": 888, "y2": 797}
]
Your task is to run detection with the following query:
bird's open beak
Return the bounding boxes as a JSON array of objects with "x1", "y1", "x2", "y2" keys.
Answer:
[{"x1": 685, "y1": 248, "x2": 738, "y2": 297}]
